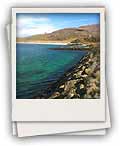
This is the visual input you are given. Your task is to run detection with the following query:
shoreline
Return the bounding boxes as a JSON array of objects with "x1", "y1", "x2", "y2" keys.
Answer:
[{"x1": 16, "y1": 42, "x2": 68, "y2": 45}]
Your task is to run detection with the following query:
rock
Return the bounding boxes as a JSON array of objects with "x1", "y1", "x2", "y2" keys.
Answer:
[
  {"x1": 92, "y1": 83, "x2": 98, "y2": 90},
  {"x1": 87, "y1": 82, "x2": 98, "y2": 96},
  {"x1": 78, "y1": 78, "x2": 84, "y2": 84},
  {"x1": 81, "y1": 74, "x2": 88, "y2": 78},
  {"x1": 87, "y1": 87, "x2": 93, "y2": 95},
  {"x1": 78, "y1": 65, "x2": 82, "y2": 69},
  {"x1": 73, "y1": 73, "x2": 77, "y2": 78},
  {"x1": 82, "y1": 66, "x2": 86, "y2": 70},
  {"x1": 70, "y1": 93, "x2": 74, "y2": 97},
  {"x1": 90, "y1": 53, "x2": 93, "y2": 59},
  {"x1": 85, "y1": 68, "x2": 92, "y2": 74},
  {"x1": 94, "y1": 70, "x2": 100, "y2": 80},
  {"x1": 64, "y1": 80, "x2": 76, "y2": 92},
  {"x1": 68, "y1": 89, "x2": 76, "y2": 98},
  {"x1": 86, "y1": 95, "x2": 92, "y2": 99},
  {"x1": 68, "y1": 77, "x2": 72, "y2": 80},
  {"x1": 80, "y1": 84, "x2": 84, "y2": 89},
  {"x1": 73, "y1": 71, "x2": 81, "y2": 78},
  {"x1": 90, "y1": 78, "x2": 97, "y2": 84},
  {"x1": 91, "y1": 62, "x2": 97, "y2": 70},
  {"x1": 59, "y1": 85, "x2": 65, "y2": 89},
  {"x1": 50, "y1": 92, "x2": 60, "y2": 99}
]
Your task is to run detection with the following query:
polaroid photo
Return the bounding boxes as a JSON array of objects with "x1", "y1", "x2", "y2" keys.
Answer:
[
  {"x1": 6, "y1": 24, "x2": 109, "y2": 137},
  {"x1": 11, "y1": 8, "x2": 105, "y2": 121}
]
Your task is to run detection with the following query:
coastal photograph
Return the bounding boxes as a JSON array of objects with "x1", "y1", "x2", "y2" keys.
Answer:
[{"x1": 16, "y1": 13, "x2": 100, "y2": 99}]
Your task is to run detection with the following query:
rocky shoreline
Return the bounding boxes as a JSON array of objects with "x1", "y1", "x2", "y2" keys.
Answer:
[{"x1": 35, "y1": 47, "x2": 100, "y2": 99}]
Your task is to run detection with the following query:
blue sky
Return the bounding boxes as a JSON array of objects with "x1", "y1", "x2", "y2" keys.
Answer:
[{"x1": 16, "y1": 13, "x2": 100, "y2": 38}]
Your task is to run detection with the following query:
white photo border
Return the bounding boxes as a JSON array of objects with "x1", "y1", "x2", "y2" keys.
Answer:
[{"x1": 12, "y1": 8, "x2": 105, "y2": 121}]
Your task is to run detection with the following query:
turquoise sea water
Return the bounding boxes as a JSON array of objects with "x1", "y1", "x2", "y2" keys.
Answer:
[{"x1": 16, "y1": 43, "x2": 87, "y2": 99}]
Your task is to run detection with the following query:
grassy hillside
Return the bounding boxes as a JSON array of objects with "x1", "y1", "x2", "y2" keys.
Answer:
[{"x1": 16, "y1": 24, "x2": 100, "y2": 43}]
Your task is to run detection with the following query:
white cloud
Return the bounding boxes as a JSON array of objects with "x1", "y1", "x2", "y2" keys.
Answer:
[
  {"x1": 17, "y1": 17, "x2": 49, "y2": 27},
  {"x1": 16, "y1": 16, "x2": 56, "y2": 37},
  {"x1": 17, "y1": 25, "x2": 56, "y2": 37}
]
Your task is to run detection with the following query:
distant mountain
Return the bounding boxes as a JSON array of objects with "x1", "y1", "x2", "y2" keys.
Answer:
[
  {"x1": 78, "y1": 24, "x2": 100, "y2": 32},
  {"x1": 17, "y1": 24, "x2": 100, "y2": 43}
]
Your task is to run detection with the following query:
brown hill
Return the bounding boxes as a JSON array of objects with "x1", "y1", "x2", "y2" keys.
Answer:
[{"x1": 17, "y1": 24, "x2": 100, "y2": 43}]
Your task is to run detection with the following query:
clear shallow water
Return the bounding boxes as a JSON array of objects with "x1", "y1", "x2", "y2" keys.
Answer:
[{"x1": 16, "y1": 43, "x2": 87, "y2": 99}]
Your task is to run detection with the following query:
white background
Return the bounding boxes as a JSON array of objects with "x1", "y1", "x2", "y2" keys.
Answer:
[{"x1": 0, "y1": 0, "x2": 118, "y2": 145}]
